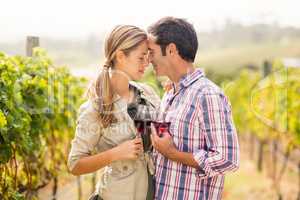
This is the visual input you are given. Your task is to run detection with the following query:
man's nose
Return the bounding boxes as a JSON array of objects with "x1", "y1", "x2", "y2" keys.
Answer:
[
  {"x1": 147, "y1": 52, "x2": 153, "y2": 63},
  {"x1": 144, "y1": 55, "x2": 150, "y2": 67},
  {"x1": 143, "y1": 60, "x2": 149, "y2": 68}
]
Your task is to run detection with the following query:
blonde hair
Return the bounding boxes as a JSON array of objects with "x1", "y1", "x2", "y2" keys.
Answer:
[{"x1": 87, "y1": 25, "x2": 147, "y2": 128}]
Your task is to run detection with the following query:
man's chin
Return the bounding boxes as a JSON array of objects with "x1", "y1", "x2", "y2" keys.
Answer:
[
  {"x1": 153, "y1": 69, "x2": 160, "y2": 76},
  {"x1": 156, "y1": 74, "x2": 164, "y2": 78},
  {"x1": 154, "y1": 67, "x2": 165, "y2": 76},
  {"x1": 154, "y1": 69, "x2": 165, "y2": 77}
]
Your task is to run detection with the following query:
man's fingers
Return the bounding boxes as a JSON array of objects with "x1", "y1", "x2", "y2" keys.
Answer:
[
  {"x1": 150, "y1": 133, "x2": 154, "y2": 144},
  {"x1": 160, "y1": 131, "x2": 170, "y2": 138},
  {"x1": 150, "y1": 133, "x2": 157, "y2": 148}
]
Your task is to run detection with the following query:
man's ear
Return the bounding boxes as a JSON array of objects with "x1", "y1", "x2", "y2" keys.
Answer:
[
  {"x1": 166, "y1": 43, "x2": 178, "y2": 56},
  {"x1": 116, "y1": 50, "x2": 126, "y2": 64}
]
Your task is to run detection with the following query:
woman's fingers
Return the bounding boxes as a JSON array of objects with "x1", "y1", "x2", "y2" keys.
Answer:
[
  {"x1": 132, "y1": 140, "x2": 144, "y2": 157},
  {"x1": 133, "y1": 138, "x2": 143, "y2": 144},
  {"x1": 133, "y1": 138, "x2": 143, "y2": 151},
  {"x1": 134, "y1": 144, "x2": 142, "y2": 150},
  {"x1": 150, "y1": 134, "x2": 155, "y2": 148}
]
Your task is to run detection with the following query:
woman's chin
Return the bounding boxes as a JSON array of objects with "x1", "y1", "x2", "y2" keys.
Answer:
[
  {"x1": 131, "y1": 76, "x2": 141, "y2": 81},
  {"x1": 135, "y1": 73, "x2": 144, "y2": 80}
]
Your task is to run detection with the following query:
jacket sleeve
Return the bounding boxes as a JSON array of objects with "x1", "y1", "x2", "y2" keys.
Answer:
[{"x1": 67, "y1": 101, "x2": 103, "y2": 171}]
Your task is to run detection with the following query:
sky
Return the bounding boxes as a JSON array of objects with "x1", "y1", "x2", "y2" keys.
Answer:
[{"x1": 1, "y1": 0, "x2": 300, "y2": 41}]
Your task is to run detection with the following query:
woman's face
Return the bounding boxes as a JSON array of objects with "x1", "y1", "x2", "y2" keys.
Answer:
[{"x1": 117, "y1": 40, "x2": 149, "y2": 81}]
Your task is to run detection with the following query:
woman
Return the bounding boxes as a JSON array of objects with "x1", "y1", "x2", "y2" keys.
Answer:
[{"x1": 68, "y1": 25, "x2": 160, "y2": 200}]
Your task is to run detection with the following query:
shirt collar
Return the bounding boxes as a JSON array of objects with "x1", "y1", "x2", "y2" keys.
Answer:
[
  {"x1": 178, "y1": 68, "x2": 205, "y2": 88},
  {"x1": 113, "y1": 82, "x2": 143, "y2": 103}
]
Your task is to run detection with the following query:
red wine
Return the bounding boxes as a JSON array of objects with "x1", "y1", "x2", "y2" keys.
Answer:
[
  {"x1": 134, "y1": 120, "x2": 171, "y2": 137},
  {"x1": 152, "y1": 121, "x2": 171, "y2": 137}
]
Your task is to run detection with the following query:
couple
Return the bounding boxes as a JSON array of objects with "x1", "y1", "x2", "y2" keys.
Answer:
[{"x1": 68, "y1": 17, "x2": 240, "y2": 200}]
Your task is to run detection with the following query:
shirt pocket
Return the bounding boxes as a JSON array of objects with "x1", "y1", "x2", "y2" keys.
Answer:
[{"x1": 110, "y1": 160, "x2": 137, "y2": 180}]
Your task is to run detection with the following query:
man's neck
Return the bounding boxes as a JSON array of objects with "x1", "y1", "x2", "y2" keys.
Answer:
[{"x1": 169, "y1": 62, "x2": 195, "y2": 83}]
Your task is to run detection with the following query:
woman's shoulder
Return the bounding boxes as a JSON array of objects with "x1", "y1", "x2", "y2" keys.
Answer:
[
  {"x1": 130, "y1": 81, "x2": 161, "y2": 108},
  {"x1": 77, "y1": 100, "x2": 102, "y2": 125},
  {"x1": 130, "y1": 81, "x2": 158, "y2": 98}
]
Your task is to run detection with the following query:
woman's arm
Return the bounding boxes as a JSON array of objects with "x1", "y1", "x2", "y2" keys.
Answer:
[
  {"x1": 71, "y1": 147, "x2": 116, "y2": 175},
  {"x1": 70, "y1": 138, "x2": 143, "y2": 175},
  {"x1": 68, "y1": 101, "x2": 143, "y2": 176}
]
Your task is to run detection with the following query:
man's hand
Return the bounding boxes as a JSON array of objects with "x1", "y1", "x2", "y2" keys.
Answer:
[
  {"x1": 150, "y1": 123, "x2": 200, "y2": 168},
  {"x1": 150, "y1": 123, "x2": 178, "y2": 158}
]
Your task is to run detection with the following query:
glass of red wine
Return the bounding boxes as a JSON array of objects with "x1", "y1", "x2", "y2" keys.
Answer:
[
  {"x1": 151, "y1": 121, "x2": 171, "y2": 137},
  {"x1": 134, "y1": 120, "x2": 171, "y2": 152},
  {"x1": 134, "y1": 120, "x2": 171, "y2": 137}
]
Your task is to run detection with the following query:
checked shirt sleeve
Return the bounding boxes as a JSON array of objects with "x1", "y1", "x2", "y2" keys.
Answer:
[{"x1": 193, "y1": 92, "x2": 240, "y2": 178}]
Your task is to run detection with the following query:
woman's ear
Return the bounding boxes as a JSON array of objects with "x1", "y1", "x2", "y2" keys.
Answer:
[{"x1": 115, "y1": 50, "x2": 126, "y2": 65}]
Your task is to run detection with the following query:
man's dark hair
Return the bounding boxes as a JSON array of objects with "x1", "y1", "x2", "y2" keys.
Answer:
[{"x1": 148, "y1": 17, "x2": 198, "y2": 62}]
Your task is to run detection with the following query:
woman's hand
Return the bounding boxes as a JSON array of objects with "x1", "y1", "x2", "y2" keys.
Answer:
[
  {"x1": 113, "y1": 138, "x2": 143, "y2": 161},
  {"x1": 70, "y1": 138, "x2": 143, "y2": 175}
]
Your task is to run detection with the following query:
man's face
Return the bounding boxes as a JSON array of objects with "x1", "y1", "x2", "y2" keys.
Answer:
[{"x1": 147, "y1": 36, "x2": 169, "y2": 77}]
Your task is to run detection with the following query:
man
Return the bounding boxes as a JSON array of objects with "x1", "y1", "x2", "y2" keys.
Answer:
[{"x1": 147, "y1": 17, "x2": 240, "y2": 200}]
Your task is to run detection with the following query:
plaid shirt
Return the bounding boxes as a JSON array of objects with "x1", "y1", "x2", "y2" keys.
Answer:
[{"x1": 153, "y1": 68, "x2": 240, "y2": 200}]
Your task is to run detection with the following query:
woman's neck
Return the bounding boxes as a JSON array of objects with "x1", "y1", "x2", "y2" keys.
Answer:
[{"x1": 110, "y1": 70, "x2": 131, "y2": 101}]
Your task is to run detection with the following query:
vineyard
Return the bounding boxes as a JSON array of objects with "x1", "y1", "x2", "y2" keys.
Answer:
[
  {"x1": 225, "y1": 60, "x2": 300, "y2": 199},
  {"x1": 0, "y1": 44, "x2": 300, "y2": 199},
  {"x1": 0, "y1": 48, "x2": 86, "y2": 199}
]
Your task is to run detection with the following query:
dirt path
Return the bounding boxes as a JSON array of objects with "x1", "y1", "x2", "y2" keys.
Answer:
[{"x1": 38, "y1": 174, "x2": 94, "y2": 200}]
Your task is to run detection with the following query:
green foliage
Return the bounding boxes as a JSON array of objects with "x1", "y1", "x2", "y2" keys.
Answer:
[
  {"x1": 141, "y1": 70, "x2": 165, "y2": 97},
  {"x1": 225, "y1": 60, "x2": 300, "y2": 145},
  {"x1": 0, "y1": 49, "x2": 86, "y2": 199}
]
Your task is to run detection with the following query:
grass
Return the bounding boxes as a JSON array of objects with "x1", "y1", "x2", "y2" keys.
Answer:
[
  {"x1": 223, "y1": 154, "x2": 276, "y2": 200},
  {"x1": 223, "y1": 144, "x2": 299, "y2": 200}
]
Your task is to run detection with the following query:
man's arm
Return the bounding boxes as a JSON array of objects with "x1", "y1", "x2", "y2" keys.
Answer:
[
  {"x1": 165, "y1": 147, "x2": 199, "y2": 168},
  {"x1": 192, "y1": 93, "x2": 240, "y2": 178}
]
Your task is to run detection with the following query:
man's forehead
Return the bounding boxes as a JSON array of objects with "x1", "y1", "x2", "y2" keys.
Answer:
[
  {"x1": 147, "y1": 35, "x2": 158, "y2": 48},
  {"x1": 148, "y1": 34, "x2": 157, "y2": 42}
]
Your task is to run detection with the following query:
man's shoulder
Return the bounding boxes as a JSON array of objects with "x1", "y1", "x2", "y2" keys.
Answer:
[
  {"x1": 191, "y1": 76, "x2": 223, "y2": 96},
  {"x1": 193, "y1": 77, "x2": 232, "y2": 109}
]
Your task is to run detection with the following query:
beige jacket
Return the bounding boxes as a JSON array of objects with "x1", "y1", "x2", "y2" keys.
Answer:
[{"x1": 68, "y1": 82, "x2": 160, "y2": 200}]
